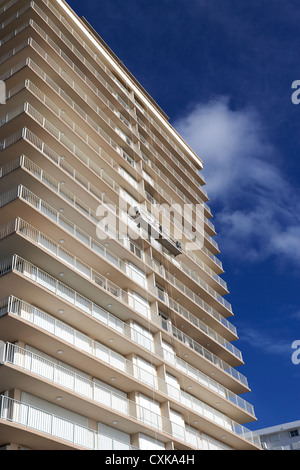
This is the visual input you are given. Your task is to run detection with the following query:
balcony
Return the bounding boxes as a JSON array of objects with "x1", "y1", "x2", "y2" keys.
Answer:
[
  {"x1": 39, "y1": 0, "x2": 205, "y2": 185},
  {"x1": 0, "y1": 394, "x2": 138, "y2": 450},
  {"x1": 0, "y1": 149, "x2": 234, "y2": 329},
  {"x1": 0, "y1": 212, "x2": 241, "y2": 368},
  {"x1": 0, "y1": 56, "x2": 221, "y2": 270},
  {"x1": 0, "y1": 340, "x2": 259, "y2": 448},
  {"x1": 0, "y1": 146, "x2": 231, "y2": 314},
  {"x1": 0, "y1": 203, "x2": 240, "y2": 368},
  {"x1": 0, "y1": 251, "x2": 249, "y2": 392},
  {"x1": 0, "y1": 296, "x2": 255, "y2": 422},
  {"x1": 1, "y1": 19, "x2": 208, "y2": 214},
  {"x1": 0, "y1": 179, "x2": 237, "y2": 340}
]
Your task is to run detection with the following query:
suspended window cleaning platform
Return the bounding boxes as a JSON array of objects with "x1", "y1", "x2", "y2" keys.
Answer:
[{"x1": 133, "y1": 207, "x2": 182, "y2": 256}]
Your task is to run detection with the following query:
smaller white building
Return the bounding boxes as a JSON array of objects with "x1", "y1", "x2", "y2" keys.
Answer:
[{"x1": 256, "y1": 420, "x2": 300, "y2": 450}]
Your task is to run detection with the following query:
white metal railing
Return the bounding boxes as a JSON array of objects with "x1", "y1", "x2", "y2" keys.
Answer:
[
  {"x1": 1, "y1": 204, "x2": 239, "y2": 366},
  {"x1": 0, "y1": 152, "x2": 233, "y2": 329},
  {"x1": 0, "y1": 296, "x2": 255, "y2": 417},
  {"x1": 0, "y1": 124, "x2": 225, "y2": 301},
  {"x1": 0, "y1": 36, "x2": 228, "y2": 299},
  {"x1": 6, "y1": 100, "x2": 227, "y2": 308},
  {"x1": 0, "y1": 46, "x2": 219, "y2": 270},
  {"x1": 0, "y1": 341, "x2": 259, "y2": 446},
  {"x1": 0, "y1": 253, "x2": 247, "y2": 388},
  {"x1": 0, "y1": 343, "x2": 198, "y2": 448},
  {"x1": 0, "y1": 212, "x2": 239, "y2": 360},
  {"x1": 0, "y1": 394, "x2": 138, "y2": 450},
  {"x1": 0, "y1": 1, "x2": 30, "y2": 29},
  {"x1": 8, "y1": 12, "x2": 207, "y2": 210},
  {"x1": 0, "y1": 174, "x2": 235, "y2": 335},
  {"x1": 40, "y1": 0, "x2": 206, "y2": 187},
  {"x1": 0, "y1": 2, "x2": 206, "y2": 211}
]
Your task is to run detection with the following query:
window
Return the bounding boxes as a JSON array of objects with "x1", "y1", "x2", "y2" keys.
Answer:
[
  {"x1": 159, "y1": 311, "x2": 171, "y2": 333},
  {"x1": 153, "y1": 258, "x2": 164, "y2": 275},
  {"x1": 118, "y1": 167, "x2": 137, "y2": 189},
  {"x1": 127, "y1": 238, "x2": 143, "y2": 259},
  {"x1": 98, "y1": 422, "x2": 131, "y2": 450},
  {"x1": 132, "y1": 323, "x2": 154, "y2": 352},
  {"x1": 165, "y1": 373, "x2": 180, "y2": 400},
  {"x1": 138, "y1": 433, "x2": 165, "y2": 450},
  {"x1": 119, "y1": 188, "x2": 139, "y2": 209},
  {"x1": 169, "y1": 409, "x2": 185, "y2": 441},
  {"x1": 161, "y1": 340, "x2": 176, "y2": 365},
  {"x1": 137, "y1": 394, "x2": 162, "y2": 430},
  {"x1": 94, "y1": 378, "x2": 128, "y2": 415},
  {"x1": 127, "y1": 262, "x2": 147, "y2": 288},
  {"x1": 131, "y1": 292, "x2": 150, "y2": 318},
  {"x1": 156, "y1": 284, "x2": 166, "y2": 302},
  {"x1": 134, "y1": 356, "x2": 158, "y2": 389},
  {"x1": 290, "y1": 429, "x2": 299, "y2": 438}
]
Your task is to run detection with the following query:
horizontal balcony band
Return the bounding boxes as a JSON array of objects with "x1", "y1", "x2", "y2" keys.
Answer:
[
  {"x1": 33, "y1": 2, "x2": 207, "y2": 200},
  {"x1": 34, "y1": 0, "x2": 206, "y2": 193},
  {"x1": 39, "y1": 0, "x2": 206, "y2": 186},
  {"x1": 0, "y1": 298, "x2": 256, "y2": 422},
  {"x1": 0, "y1": 243, "x2": 245, "y2": 392},
  {"x1": 0, "y1": 134, "x2": 229, "y2": 310},
  {"x1": 0, "y1": 177, "x2": 236, "y2": 340},
  {"x1": 0, "y1": 114, "x2": 228, "y2": 310},
  {"x1": 1, "y1": 21, "x2": 208, "y2": 212},
  {"x1": 0, "y1": 214, "x2": 242, "y2": 365},
  {"x1": 0, "y1": 66, "x2": 219, "y2": 257},
  {"x1": 21, "y1": 46, "x2": 213, "y2": 236},
  {"x1": 0, "y1": 252, "x2": 248, "y2": 392},
  {"x1": 0, "y1": 341, "x2": 258, "y2": 448},
  {"x1": 0, "y1": 167, "x2": 236, "y2": 337},
  {"x1": 0, "y1": 344, "x2": 200, "y2": 449},
  {"x1": 0, "y1": 51, "x2": 218, "y2": 266},
  {"x1": 0, "y1": 0, "x2": 205, "y2": 188},
  {"x1": 22, "y1": 67, "x2": 219, "y2": 266},
  {"x1": 0, "y1": 191, "x2": 237, "y2": 360},
  {"x1": 0, "y1": 394, "x2": 140, "y2": 450},
  {"x1": 0, "y1": 25, "x2": 200, "y2": 210}
]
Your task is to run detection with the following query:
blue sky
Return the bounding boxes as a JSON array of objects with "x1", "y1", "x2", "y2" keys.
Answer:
[{"x1": 67, "y1": 0, "x2": 300, "y2": 431}]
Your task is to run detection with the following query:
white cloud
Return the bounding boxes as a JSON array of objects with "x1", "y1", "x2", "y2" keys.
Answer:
[
  {"x1": 239, "y1": 325, "x2": 292, "y2": 357},
  {"x1": 174, "y1": 96, "x2": 300, "y2": 263}
]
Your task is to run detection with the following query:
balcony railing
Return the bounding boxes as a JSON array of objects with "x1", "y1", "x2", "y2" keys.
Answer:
[
  {"x1": 23, "y1": 44, "x2": 213, "y2": 229},
  {"x1": 0, "y1": 104, "x2": 228, "y2": 310},
  {"x1": 0, "y1": 297, "x2": 254, "y2": 419},
  {"x1": 0, "y1": 212, "x2": 240, "y2": 362},
  {"x1": 0, "y1": 210, "x2": 240, "y2": 369},
  {"x1": 0, "y1": 252, "x2": 247, "y2": 389},
  {"x1": 0, "y1": 175, "x2": 236, "y2": 337},
  {"x1": 0, "y1": 330, "x2": 258, "y2": 440},
  {"x1": 0, "y1": 339, "x2": 258, "y2": 446},
  {"x1": 40, "y1": 0, "x2": 206, "y2": 187},
  {"x1": 0, "y1": 142, "x2": 228, "y2": 308},
  {"x1": 0, "y1": 48, "x2": 219, "y2": 271},
  {"x1": 0, "y1": 341, "x2": 250, "y2": 446},
  {"x1": 0, "y1": 394, "x2": 138, "y2": 450},
  {"x1": 0, "y1": 296, "x2": 255, "y2": 419},
  {"x1": 0, "y1": 342, "x2": 201, "y2": 448},
  {"x1": 5, "y1": 14, "x2": 207, "y2": 210},
  {"x1": 0, "y1": 0, "x2": 206, "y2": 200},
  {"x1": 0, "y1": 149, "x2": 232, "y2": 324}
]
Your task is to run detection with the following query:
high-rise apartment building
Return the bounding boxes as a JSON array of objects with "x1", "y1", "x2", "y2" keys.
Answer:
[
  {"x1": 256, "y1": 420, "x2": 300, "y2": 450},
  {"x1": 0, "y1": 0, "x2": 261, "y2": 451}
]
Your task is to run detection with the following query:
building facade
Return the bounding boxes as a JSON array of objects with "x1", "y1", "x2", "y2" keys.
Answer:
[
  {"x1": 256, "y1": 420, "x2": 300, "y2": 450},
  {"x1": 0, "y1": 0, "x2": 261, "y2": 450}
]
